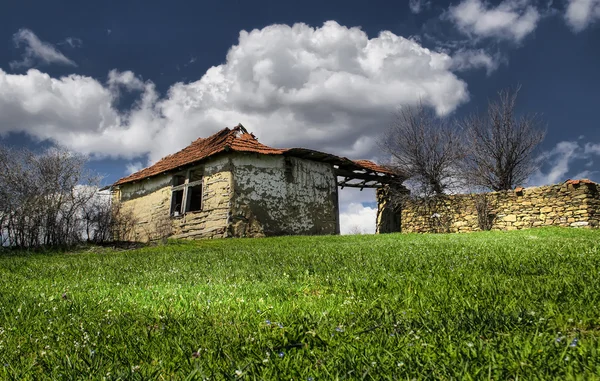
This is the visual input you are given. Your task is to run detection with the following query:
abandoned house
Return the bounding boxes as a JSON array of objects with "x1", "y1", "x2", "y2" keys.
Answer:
[{"x1": 109, "y1": 124, "x2": 398, "y2": 241}]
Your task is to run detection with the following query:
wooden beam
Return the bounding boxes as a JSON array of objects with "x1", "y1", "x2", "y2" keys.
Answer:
[
  {"x1": 337, "y1": 178, "x2": 382, "y2": 188},
  {"x1": 340, "y1": 176, "x2": 350, "y2": 189},
  {"x1": 337, "y1": 182, "x2": 382, "y2": 189},
  {"x1": 335, "y1": 169, "x2": 392, "y2": 183}
]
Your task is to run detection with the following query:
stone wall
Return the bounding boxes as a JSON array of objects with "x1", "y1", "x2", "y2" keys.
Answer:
[
  {"x1": 375, "y1": 186, "x2": 401, "y2": 234},
  {"x1": 117, "y1": 156, "x2": 233, "y2": 241},
  {"x1": 116, "y1": 174, "x2": 172, "y2": 242},
  {"x1": 377, "y1": 180, "x2": 600, "y2": 234},
  {"x1": 171, "y1": 170, "x2": 232, "y2": 240}
]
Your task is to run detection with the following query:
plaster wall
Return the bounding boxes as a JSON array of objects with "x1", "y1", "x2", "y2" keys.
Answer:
[
  {"x1": 117, "y1": 174, "x2": 172, "y2": 242},
  {"x1": 230, "y1": 154, "x2": 339, "y2": 236}
]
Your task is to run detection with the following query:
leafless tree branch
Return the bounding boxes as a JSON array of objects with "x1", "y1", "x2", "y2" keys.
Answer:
[
  {"x1": 0, "y1": 144, "x2": 137, "y2": 248},
  {"x1": 379, "y1": 103, "x2": 466, "y2": 198},
  {"x1": 461, "y1": 86, "x2": 546, "y2": 191}
]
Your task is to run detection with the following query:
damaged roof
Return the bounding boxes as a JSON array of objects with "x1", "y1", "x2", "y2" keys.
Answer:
[{"x1": 113, "y1": 124, "x2": 395, "y2": 186}]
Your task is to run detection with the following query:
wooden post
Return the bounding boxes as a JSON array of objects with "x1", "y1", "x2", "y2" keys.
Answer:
[{"x1": 375, "y1": 185, "x2": 402, "y2": 234}]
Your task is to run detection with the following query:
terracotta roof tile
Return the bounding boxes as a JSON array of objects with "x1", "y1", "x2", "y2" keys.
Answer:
[
  {"x1": 113, "y1": 124, "x2": 395, "y2": 186},
  {"x1": 352, "y1": 160, "x2": 394, "y2": 175},
  {"x1": 565, "y1": 179, "x2": 595, "y2": 185}
]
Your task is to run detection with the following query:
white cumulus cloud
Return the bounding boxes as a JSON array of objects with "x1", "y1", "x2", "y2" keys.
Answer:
[
  {"x1": 0, "y1": 68, "x2": 156, "y2": 159},
  {"x1": 447, "y1": 0, "x2": 541, "y2": 43},
  {"x1": 565, "y1": 0, "x2": 600, "y2": 32},
  {"x1": 451, "y1": 48, "x2": 502, "y2": 74},
  {"x1": 125, "y1": 161, "x2": 144, "y2": 175},
  {"x1": 528, "y1": 139, "x2": 600, "y2": 186},
  {"x1": 10, "y1": 29, "x2": 77, "y2": 69},
  {"x1": 339, "y1": 202, "x2": 378, "y2": 235},
  {"x1": 0, "y1": 21, "x2": 471, "y2": 165}
]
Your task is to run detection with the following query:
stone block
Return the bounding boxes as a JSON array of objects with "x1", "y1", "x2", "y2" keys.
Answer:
[{"x1": 570, "y1": 221, "x2": 589, "y2": 227}]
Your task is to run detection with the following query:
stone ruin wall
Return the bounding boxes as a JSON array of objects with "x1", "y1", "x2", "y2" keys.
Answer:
[
  {"x1": 113, "y1": 174, "x2": 172, "y2": 242},
  {"x1": 377, "y1": 180, "x2": 600, "y2": 234}
]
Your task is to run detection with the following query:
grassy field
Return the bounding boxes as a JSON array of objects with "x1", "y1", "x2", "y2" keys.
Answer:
[{"x1": 1, "y1": 228, "x2": 600, "y2": 380}]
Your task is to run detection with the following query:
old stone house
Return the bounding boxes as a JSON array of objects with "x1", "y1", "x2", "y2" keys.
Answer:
[{"x1": 109, "y1": 124, "x2": 397, "y2": 241}]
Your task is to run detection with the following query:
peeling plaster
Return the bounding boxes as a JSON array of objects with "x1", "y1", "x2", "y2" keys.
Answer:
[
  {"x1": 117, "y1": 153, "x2": 340, "y2": 241},
  {"x1": 231, "y1": 154, "x2": 339, "y2": 236}
]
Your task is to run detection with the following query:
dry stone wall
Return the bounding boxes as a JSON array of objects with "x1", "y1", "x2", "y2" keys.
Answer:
[
  {"x1": 116, "y1": 175, "x2": 172, "y2": 242},
  {"x1": 378, "y1": 180, "x2": 600, "y2": 234}
]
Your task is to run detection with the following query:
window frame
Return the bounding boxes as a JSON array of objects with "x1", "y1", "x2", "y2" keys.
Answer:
[{"x1": 170, "y1": 169, "x2": 203, "y2": 217}]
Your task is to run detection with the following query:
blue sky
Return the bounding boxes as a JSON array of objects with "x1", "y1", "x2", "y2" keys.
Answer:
[{"x1": 0, "y1": 0, "x2": 599, "y2": 233}]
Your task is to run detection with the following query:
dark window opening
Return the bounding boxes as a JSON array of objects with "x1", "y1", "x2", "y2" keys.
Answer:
[
  {"x1": 284, "y1": 157, "x2": 294, "y2": 182},
  {"x1": 171, "y1": 189, "x2": 184, "y2": 216},
  {"x1": 170, "y1": 171, "x2": 203, "y2": 217},
  {"x1": 187, "y1": 184, "x2": 203, "y2": 212}
]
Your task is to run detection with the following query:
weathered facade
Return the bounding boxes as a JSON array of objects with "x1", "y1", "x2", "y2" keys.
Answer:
[
  {"x1": 111, "y1": 124, "x2": 396, "y2": 241},
  {"x1": 376, "y1": 179, "x2": 600, "y2": 234}
]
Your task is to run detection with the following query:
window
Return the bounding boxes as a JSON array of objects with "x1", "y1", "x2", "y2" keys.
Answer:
[
  {"x1": 186, "y1": 184, "x2": 202, "y2": 212},
  {"x1": 171, "y1": 188, "x2": 184, "y2": 216},
  {"x1": 170, "y1": 170, "x2": 203, "y2": 216}
]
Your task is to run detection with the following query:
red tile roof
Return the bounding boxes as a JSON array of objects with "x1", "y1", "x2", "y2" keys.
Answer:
[
  {"x1": 565, "y1": 179, "x2": 595, "y2": 185},
  {"x1": 353, "y1": 160, "x2": 393, "y2": 175},
  {"x1": 113, "y1": 124, "x2": 396, "y2": 186}
]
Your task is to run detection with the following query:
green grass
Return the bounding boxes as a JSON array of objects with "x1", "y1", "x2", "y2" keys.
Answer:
[{"x1": 1, "y1": 228, "x2": 600, "y2": 380}]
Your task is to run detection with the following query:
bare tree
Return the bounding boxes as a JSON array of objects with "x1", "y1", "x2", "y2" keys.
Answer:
[
  {"x1": 0, "y1": 145, "x2": 118, "y2": 248},
  {"x1": 0, "y1": 143, "x2": 149, "y2": 248},
  {"x1": 80, "y1": 189, "x2": 114, "y2": 243},
  {"x1": 461, "y1": 86, "x2": 546, "y2": 191},
  {"x1": 380, "y1": 103, "x2": 466, "y2": 198}
]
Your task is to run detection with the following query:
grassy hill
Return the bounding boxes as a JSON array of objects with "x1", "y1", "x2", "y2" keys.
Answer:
[{"x1": 1, "y1": 228, "x2": 600, "y2": 380}]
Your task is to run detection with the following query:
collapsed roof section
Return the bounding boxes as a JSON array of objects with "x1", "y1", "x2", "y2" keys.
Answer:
[{"x1": 112, "y1": 124, "x2": 401, "y2": 189}]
